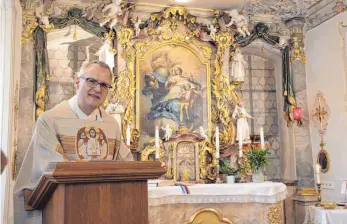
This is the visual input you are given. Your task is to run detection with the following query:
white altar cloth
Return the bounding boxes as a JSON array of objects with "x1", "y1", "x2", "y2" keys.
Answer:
[
  {"x1": 304, "y1": 205, "x2": 347, "y2": 224},
  {"x1": 148, "y1": 182, "x2": 287, "y2": 206}
]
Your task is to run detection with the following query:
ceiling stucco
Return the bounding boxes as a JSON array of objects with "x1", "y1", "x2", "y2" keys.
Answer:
[{"x1": 23, "y1": 0, "x2": 343, "y2": 29}]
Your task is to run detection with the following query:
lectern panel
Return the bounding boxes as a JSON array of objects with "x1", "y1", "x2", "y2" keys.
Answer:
[{"x1": 63, "y1": 181, "x2": 148, "y2": 224}]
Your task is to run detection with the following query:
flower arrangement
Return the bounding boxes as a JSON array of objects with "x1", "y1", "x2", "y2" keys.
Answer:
[
  {"x1": 245, "y1": 146, "x2": 271, "y2": 171},
  {"x1": 219, "y1": 160, "x2": 239, "y2": 176}
]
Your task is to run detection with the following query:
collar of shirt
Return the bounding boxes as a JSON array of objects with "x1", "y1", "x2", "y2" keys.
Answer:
[{"x1": 68, "y1": 95, "x2": 102, "y2": 121}]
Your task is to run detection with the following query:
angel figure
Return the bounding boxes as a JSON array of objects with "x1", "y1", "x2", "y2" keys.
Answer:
[
  {"x1": 100, "y1": 0, "x2": 123, "y2": 29},
  {"x1": 230, "y1": 48, "x2": 246, "y2": 82},
  {"x1": 134, "y1": 18, "x2": 142, "y2": 37},
  {"x1": 232, "y1": 100, "x2": 252, "y2": 143},
  {"x1": 35, "y1": 5, "x2": 50, "y2": 26},
  {"x1": 207, "y1": 24, "x2": 217, "y2": 41},
  {"x1": 225, "y1": 9, "x2": 250, "y2": 38},
  {"x1": 199, "y1": 126, "x2": 208, "y2": 141},
  {"x1": 162, "y1": 124, "x2": 172, "y2": 141},
  {"x1": 279, "y1": 35, "x2": 290, "y2": 49}
]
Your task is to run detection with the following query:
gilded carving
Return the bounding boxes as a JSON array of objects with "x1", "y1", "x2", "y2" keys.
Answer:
[
  {"x1": 213, "y1": 32, "x2": 239, "y2": 150},
  {"x1": 35, "y1": 84, "x2": 46, "y2": 118},
  {"x1": 21, "y1": 18, "x2": 38, "y2": 44},
  {"x1": 198, "y1": 141, "x2": 217, "y2": 182},
  {"x1": 185, "y1": 208, "x2": 233, "y2": 224},
  {"x1": 267, "y1": 202, "x2": 284, "y2": 224},
  {"x1": 103, "y1": 30, "x2": 117, "y2": 54},
  {"x1": 130, "y1": 128, "x2": 140, "y2": 151}
]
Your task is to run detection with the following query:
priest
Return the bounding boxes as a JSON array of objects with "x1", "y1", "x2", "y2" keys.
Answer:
[{"x1": 13, "y1": 61, "x2": 133, "y2": 224}]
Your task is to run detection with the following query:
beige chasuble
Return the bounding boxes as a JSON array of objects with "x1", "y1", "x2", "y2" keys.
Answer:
[{"x1": 13, "y1": 96, "x2": 133, "y2": 224}]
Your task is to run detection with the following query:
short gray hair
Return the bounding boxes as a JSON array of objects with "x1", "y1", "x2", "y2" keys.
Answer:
[{"x1": 79, "y1": 60, "x2": 113, "y2": 80}]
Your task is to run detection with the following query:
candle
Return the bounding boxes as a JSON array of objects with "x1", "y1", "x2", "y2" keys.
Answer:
[
  {"x1": 316, "y1": 173, "x2": 321, "y2": 184},
  {"x1": 260, "y1": 126, "x2": 265, "y2": 149},
  {"x1": 155, "y1": 126, "x2": 159, "y2": 159},
  {"x1": 126, "y1": 125, "x2": 131, "y2": 146},
  {"x1": 239, "y1": 146, "x2": 243, "y2": 158},
  {"x1": 316, "y1": 164, "x2": 321, "y2": 174},
  {"x1": 216, "y1": 127, "x2": 220, "y2": 159}
]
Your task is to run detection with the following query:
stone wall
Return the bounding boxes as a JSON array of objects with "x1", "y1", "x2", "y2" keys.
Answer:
[{"x1": 243, "y1": 55, "x2": 281, "y2": 180}]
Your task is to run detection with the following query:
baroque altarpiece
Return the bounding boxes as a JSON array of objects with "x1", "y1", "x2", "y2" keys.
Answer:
[{"x1": 20, "y1": 1, "x2": 300, "y2": 184}]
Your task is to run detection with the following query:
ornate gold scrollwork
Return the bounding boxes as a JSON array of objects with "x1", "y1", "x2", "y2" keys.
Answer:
[
  {"x1": 117, "y1": 27, "x2": 134, "y2": 50},
  {"x1": 213, "y1": 32, "x2": 239, "y2": 150},
  {"x1": 130, "y1": 128, "x2": 140, "y2": 151},
  {"x1": 267, "y1": 202, "x2": 284, "y2": 224},
  {"x1": 198, "y1": 141, "x2": 217, "y2": 182},
  {"x1": 140, "y1": 141, "x2": 173, "y2": 179},
  {"x1": 21, "y1": 18, "x2": 38, "y2": 44},
  {"x1": 39, "y1": 23, "x2": 55, "y2": 33},
  {"x1": 35, "y1": 84, "x2": 46, "y2": 118},
  {"x1": 184, "y1": 208, "x2": 233, "y2": 224},
  {"x1": 103, "y1": 30, "x2": 117, "y2": 54}
]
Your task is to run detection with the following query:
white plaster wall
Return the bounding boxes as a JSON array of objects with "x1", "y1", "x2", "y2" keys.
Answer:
[{"x1": 306, "y1": 10, "x2": 347, "y2": 201}]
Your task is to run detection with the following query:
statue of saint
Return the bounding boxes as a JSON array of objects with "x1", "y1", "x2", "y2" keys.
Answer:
[
  {"x1": 232, "y1": 100, "x2": 252, "y2": 143},
  {"x1": 230, "y1": 48, "x2": 246, "y2": 82}
]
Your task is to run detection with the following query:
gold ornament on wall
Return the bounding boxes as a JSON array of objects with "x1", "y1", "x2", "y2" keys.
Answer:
[
  {"x1": 21, "y1": 16, "x2": 38, "y2": 44},
  {"x1": 311, "y1": 91, "x2": 331, "y2": 173}
]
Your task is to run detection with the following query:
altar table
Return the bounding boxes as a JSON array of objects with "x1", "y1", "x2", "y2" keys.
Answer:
[
  {"x1": 304, "y1": 205, "x2": 347, "y2": 224},
  {"x1": 148, "y1": 182, "x2": 287, "y2": 224}
]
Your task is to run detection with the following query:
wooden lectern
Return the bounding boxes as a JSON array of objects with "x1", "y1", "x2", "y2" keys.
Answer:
[{"x1": 24, "y1": 161, "x2": 165, "y2": 224}]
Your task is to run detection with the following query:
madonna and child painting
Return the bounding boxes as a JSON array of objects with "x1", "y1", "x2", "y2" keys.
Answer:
[{"x1": 137, "y1": 45, "x2": 210, "y2": 146}]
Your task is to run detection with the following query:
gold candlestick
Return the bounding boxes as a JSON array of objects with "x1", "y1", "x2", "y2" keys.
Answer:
[{"x1": 315, "y1": 183, "x2": 322, "y2": 206}]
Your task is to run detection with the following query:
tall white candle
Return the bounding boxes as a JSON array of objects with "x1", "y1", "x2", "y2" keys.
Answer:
[
  {"x1": 216, "y1": 127, "x2": 220, "y2": 159},
  {"x1": 316, "y1": 163, "x2": 321, "y2": 174},
  {"x1": 239, "y1": 145, "x2": 243, "y2": 158},
  {"x1": 126, "y1": 125, "x2": 131, "y2": 146},
  {"x1": 155, "y1": 126, "x2": 159, "y2": 159},
  {"x1": 316, "y1": 173, "x2": 321, "y2": 184},
  {"x1": 260, "y1": 126, "x2": 265, "y2": 149}
]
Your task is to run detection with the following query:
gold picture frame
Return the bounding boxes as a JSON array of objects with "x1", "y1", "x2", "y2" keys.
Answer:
[{"x1": 135, "y1": 38, "x2": 213, "y2": 148}]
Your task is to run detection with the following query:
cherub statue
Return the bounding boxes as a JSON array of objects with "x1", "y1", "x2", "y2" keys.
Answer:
[
  {"x1": 35, "y1": 5, "x2": 50, "y2": 26},
  {"x1": 100, "y1": 0, "x2": 123, "y2": 29},
  {"x1": 230, "y1": 48, "x2": 247, "y2": 82},
  {"x1": 134, "y1": 18, "x2": 142, "y2": 37},
  {"x1": 278, "y1": 35, "x2": 291, "y2": 49},
  {"x1": 207, "y1": 24, "x2": 217, "y2": 41},
  {"x1": 199, "y1": 126, "x2": 208, "y2": 141},
  {"x1": 232, "y1": 100, "x2": 252, "y2": 143},
  {"x1": 162, "y1": 124, "x2": 172, "y2": 141},
  {"x1": 225, "y1": 9, "x2": 250, "y2": 38}
]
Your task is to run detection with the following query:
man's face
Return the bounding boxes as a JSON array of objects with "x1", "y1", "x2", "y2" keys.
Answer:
[{"x1": 75, "y1": 64, "x2": 112, "y2": 112}]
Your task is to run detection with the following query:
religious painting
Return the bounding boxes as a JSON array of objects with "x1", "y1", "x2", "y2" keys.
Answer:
[
  {"x1": 136, "y1": 43, "x2": 211, "y2": 148},
  {"x1": 76, "y1": 126, "x2": 108, "y2": 159}
]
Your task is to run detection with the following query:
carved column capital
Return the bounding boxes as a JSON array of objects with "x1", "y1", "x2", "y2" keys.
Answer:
[{"x1": 285, "y1": 17, "x2": 306, "y2": 64}]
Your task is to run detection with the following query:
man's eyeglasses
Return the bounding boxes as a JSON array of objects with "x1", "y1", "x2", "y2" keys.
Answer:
[{"x1": 80, "y1": 76, "x2": 112, "y2": 90}]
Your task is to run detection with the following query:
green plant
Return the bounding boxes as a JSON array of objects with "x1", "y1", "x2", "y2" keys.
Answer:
[
  {"x1": 245, "y1": 146, "x2": 271, "y2": 171},
  {"x1": 219, "y1": 160, "x2": 239, "y2": 176}
]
